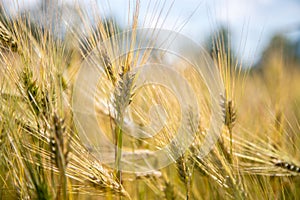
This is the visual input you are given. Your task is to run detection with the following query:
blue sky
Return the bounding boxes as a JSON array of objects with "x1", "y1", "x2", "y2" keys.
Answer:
[
  {"x1": 105, "y1": 0, "x2": 300, "y2": 64},
  {"x1": 3, "y1": 0, "x2": 300, "y2": 64}
]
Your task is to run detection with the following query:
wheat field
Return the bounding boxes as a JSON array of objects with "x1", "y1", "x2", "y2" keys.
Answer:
[{"x1": 0, "y1": 1, "x2": 300, "y2": 200}]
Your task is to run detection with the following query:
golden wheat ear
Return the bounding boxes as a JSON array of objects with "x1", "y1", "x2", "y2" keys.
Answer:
[{"x1": 0, "y1": 20, "x2": 18, "y2": 51}]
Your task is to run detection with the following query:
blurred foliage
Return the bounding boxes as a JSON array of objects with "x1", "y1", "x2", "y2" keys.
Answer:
[
  {"x1": 206, "y1": 26, "x2": 237, "y2": 63},
  {"x1": 256, "y1": 34, "x2": 300, "y2": 70}
]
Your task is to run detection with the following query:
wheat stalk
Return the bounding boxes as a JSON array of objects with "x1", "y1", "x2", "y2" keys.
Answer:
[
  {"x1": 176, "y1": 155, "x2": 192, "y2": 200},
  {"x1": 113, "y1": 71, "x2": 136, "y2": 182},
  {"x1": 49, "y1": 113, "x2": 70, "y2": 200}
]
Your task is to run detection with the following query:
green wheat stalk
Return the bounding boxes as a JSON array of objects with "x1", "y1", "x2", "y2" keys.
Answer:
[{"x1": 113, "y1": 71, "x2": 135, "y2": 182}]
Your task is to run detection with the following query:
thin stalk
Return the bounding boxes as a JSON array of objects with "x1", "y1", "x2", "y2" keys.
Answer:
[
  {"x1": 113, "y1": 72, "x2": 135, "y2": 184},
  {"x1": 229, "y1": 126, "x2": 233, "y2": 162},
  {"x1": 115, "y1": 123, "x2": 124, "y2": 182}
]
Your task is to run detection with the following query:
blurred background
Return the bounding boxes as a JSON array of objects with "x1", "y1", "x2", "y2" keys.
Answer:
[{"x1": 1, "y1": 0, "x2": 300, "y2": 68}]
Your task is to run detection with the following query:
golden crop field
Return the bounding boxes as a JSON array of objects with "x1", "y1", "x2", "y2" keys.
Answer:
[{"x1": 0, "y1": 1, "x2": 300, "y2": 199}]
